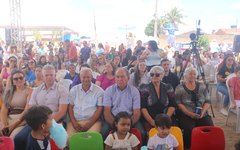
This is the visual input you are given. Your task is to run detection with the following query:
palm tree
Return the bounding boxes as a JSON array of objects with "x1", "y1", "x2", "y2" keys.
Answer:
[
  {"x1": 144, "y1": 17, "x2": 168, "y2": 37},
  {"x1": 164, "y1": 7, "x2": 185, "y2": 30}
]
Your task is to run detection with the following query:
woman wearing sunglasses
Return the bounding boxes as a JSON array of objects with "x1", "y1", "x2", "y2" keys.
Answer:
[
  {"x1": 217, "y1": 54, "x2": 236, "y2": 115},
  {"x1": 0, "y1": 70, "x2": 32, "y2": 138},
  {"x1": 140, "y1": 66, "x2": 176, "y2": 132},
  {"x1": 0, "y1": 55, "x2": 18, "y2": 87}
]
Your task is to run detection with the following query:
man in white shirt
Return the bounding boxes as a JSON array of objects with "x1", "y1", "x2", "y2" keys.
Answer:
[{"x1": 67, "y1": 68, "x2": 104, "y2": 136}]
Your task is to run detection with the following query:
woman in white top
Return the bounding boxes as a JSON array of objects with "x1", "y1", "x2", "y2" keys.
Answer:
[
  {"x1": 141, "y1": 40, "x2": 164, "y2": 71},
  {"x1": 128, "y1": 61, "x2": 150, "y2": 89}
]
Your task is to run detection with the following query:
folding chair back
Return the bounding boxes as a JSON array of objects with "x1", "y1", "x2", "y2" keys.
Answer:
[
  {"x1": 69, "y1": 132, "x2": 103, "y2": 150},
  {"x1": 149, "y1": 126, "x2": 184, "y2": 150},
  {"x1": 190, "y1": 126, "x2": 225, "y2": 150}
]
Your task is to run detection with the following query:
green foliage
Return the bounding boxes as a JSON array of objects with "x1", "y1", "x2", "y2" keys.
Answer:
[
  {"x1": 144, "y1": 19, "x2": 155, "y2": 37},
  {"x1": 144, "y1": 7, "x2": 185, "y2": 37},
  {"x1": 164, "y1": 7, "x2": 185, "y2": 30},
  {"x1": 144, "y1": 18, "x2": 167, "y2": 37},
  {"x1": 198, "y1": 35, "x2": 210, "y2": 50}
]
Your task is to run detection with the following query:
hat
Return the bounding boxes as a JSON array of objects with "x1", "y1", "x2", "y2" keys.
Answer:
[{"x1": 8, "y1": 54, "x2": 18, "y2": 61}]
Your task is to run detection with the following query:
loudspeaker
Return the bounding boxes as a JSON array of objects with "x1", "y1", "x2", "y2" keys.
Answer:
[{"x1": 233, "y1": 35, "x2": 240, "y2": 52}]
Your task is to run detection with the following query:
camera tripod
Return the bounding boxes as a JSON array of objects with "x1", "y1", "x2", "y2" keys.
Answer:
[{"x1": 178, "y1": 20, "x2": 215, "y2": 117}]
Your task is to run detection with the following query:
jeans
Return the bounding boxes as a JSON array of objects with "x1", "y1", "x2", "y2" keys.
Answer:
[{"x1": 217, "y1": 83, "x2": 229, "y2": 107}]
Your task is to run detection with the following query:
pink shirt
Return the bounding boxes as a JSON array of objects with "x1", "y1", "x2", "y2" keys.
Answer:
[
  {"x1": 96, "y1": 74, "x2": 115, "y2": 90},
  {"x1": 229, "y1": 77, "x2": 240, "y2": 100},
  {"x1": 29, "y1": 83, "x2": 69, "y2": 112}
]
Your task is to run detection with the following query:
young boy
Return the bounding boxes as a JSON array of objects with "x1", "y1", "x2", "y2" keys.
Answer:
[
  {"x1": 147, "y1": 114, "x2": 178, "y2": 150},
  {"x1": 24, "y1": 105, "x2": 53, "y2": 150}
]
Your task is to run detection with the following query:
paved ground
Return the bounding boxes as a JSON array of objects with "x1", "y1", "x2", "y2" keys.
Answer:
[{"x1": 210, "y1": 89, "x2": 240, "y2": 150}]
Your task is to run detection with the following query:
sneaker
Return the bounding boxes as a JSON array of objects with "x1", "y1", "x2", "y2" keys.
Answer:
[{"x1": 220, "y1": 108, "x2": 228, "y2": 116}]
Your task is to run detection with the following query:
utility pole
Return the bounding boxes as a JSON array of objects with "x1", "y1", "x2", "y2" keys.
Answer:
[
  {"x1": 154, "y1": 0, "x2": 158, "y2": 38},
  {"x1": 93, "y1": 9, "x2": 97, "y2": 48},
  {"x1": 9, "y1": 0, "x2": 23, "y2": 52}
]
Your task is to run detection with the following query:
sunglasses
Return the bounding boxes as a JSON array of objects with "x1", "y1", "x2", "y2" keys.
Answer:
[
  {"x1": 13, "y1": 76, "x2": 24, "y2": 81},
  {"x1": 150, "y1": 73, "x2": 161, "y2": 77}
]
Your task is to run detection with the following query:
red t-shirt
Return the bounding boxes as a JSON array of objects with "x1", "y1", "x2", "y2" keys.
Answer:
[{"x1": 229, "y1": 77, "x2": 240, "y2": 100}]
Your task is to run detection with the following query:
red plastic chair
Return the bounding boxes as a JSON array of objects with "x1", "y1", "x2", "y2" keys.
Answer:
[
  {"x1": 109, "y1": 128, "x2": 142, "y2": 150},
  {"x1": 0, "y1": 136, "x2": 14, "y2": 150},
  {"x1": 190, "y1": 126, "x2": 225, "y2": 150},
  {"x1": 130, "y1": 128, "x2": 142, "y2": 150}
]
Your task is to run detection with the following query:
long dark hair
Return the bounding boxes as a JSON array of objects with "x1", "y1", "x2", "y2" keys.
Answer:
[
  {"x1": 112, "y1": 112, "x2": 131, "y2": 133},
  {"x1": 148, "y1": 40, "x2": 158, "y2": 51},
  {"x1": 134, "y1": 61, "x2": 146, "y2": 87},
  {"x1": 3, "y1": 70, "x2": 25, "y2": 107},
  {"x1": 105, "y1": 61, "x2": 116, "y2": 75},
  {"x1": 217, "y1": 54, "x2": 236, "y2": 71}
]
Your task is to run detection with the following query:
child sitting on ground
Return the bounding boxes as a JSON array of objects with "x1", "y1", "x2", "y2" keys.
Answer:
[
  {"x1": 104, "y1": 111, "x2": 140, "y2": 150},
  {"x1": 24, "y1": 105, "x2": 53, "y2": 150},
  {"x1": 148, "y1": 114, "x2": 178, "y2": 150}
]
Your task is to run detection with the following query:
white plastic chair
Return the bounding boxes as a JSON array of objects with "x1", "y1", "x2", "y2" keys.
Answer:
[
  {"x1": 58, "y1": 79, "x2": 72, "y2": 91},
  {"x1": 225, "y1": 77, "x2": 240, "y2": 133},
  {"x1": 216, "y1": 91, "x2": 224, "y2": 110},
  {"x1": 203, "y1": 64, "x2": 218, "y2": 104}
]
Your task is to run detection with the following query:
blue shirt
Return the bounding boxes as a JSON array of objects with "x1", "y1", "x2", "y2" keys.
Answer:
[
  {"x1": 80, "y1": 47, "x2": 91, "y2": 61},
  {"x1": 26, "y1": 70, "x2": 36, "y2": 83},
  {"x1": 68, "y1": 83, "x2": 104, "y2": 120},
  {"x1": 103, "y1": 84, "x2": 140, "y2": 116},
  {"x1": 64, "y1": 72, "x2": 78, "y2": 81}
]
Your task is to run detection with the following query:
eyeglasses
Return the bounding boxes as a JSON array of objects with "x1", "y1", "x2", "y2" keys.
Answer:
[
  {"x1": 150, "y1": 73, "x2": 161, "y2": 77},
  {"x1": 13, "y1": 76, "x2": 24, "y2": 81}
]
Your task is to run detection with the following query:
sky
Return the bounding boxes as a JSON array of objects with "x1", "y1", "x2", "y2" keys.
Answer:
[{"x1": 0, "y1": 0, "x2": 240, "y2": 42}]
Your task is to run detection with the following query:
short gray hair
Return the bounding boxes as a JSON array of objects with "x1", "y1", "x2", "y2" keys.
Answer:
[
  {"x1": 80, "y1": 67, "x2": 93, "y2": 76},
  {"x1": 116, "y1": 67, "x2": 130, "y2": 79},
  {"x1": 183, "y1": 67, "x2": 198, "y2": 80},
  {"x1": 150, "y1": 66, "x2": 165, "y2": 75},
  {"x1": 42, "y1": 64, "x2": 55, "y2": 73}
]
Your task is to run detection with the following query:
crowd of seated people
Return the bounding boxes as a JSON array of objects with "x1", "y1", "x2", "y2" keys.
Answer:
[{"x1": 0, "y1": 39, "x2": 239, "y2": 150}]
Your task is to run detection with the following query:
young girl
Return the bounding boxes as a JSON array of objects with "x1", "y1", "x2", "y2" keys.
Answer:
[
  {"x1": 148, "y1": 114, "x2": 178, "y2": 150},
  {"x1": 104, "y1": 112, "x2": 140, "y2": 150}
]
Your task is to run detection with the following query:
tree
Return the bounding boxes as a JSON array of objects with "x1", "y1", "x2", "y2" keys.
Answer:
[
  {"x1": 144, "y1": 18, "x2": 167, "y2": 37},
  {"x1": 144, "y1": 7, "x2": 184, "y2": 37},
  {"x1": 164, "y1": 7, "x2": 185, "y2": 30},
  {"x1": 198, "y1": 35, "x2": 210, "y2": 51}
]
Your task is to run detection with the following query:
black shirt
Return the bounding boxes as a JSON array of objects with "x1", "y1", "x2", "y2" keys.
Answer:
[
  {"x1": 140, "y1": 82, "x2": 176, "y2": 120},
  {"x1": 162, "y1": 71, "x2": 180, "y2": 90},
  {"x1": 217, "y1": 66, "x2": 234, "y2": 83}
]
